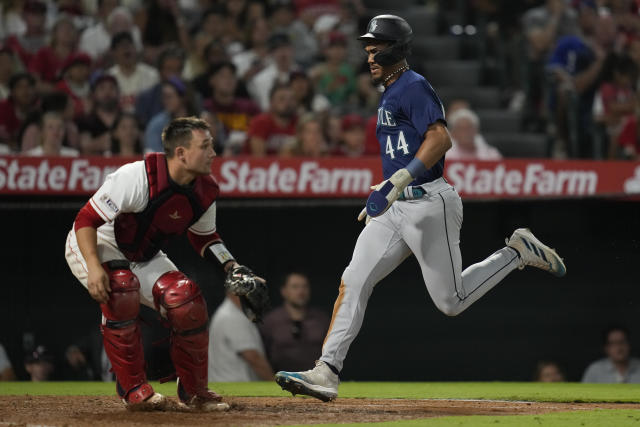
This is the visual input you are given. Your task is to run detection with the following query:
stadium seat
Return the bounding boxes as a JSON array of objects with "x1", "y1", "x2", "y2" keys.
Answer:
[
  {"x1": 483, "y1": 132, "x2": 548, "y2": 158},
  {"x1": 423, "y1": 60, "x2": 481, "y2": 87},
  {"x1": 476, "y1": 110, "x2": 522, "y2": 133}
]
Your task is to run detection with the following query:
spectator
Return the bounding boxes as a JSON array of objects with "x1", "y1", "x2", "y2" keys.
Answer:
[
  {"x1": 4, "y1": 0, "x2": 48, "y2": 69},
  {"x1": 79, "y1": 5, "x2": 143, "y2": 63},
  {"x1": 144, "y1": 77, "x2": 196, "y2": 153},
  {"x1": 310, "y1": 31, "x2": 357, "y2": 108},
  {"x1": 288, "y1": 8, "x2": 320, "y2": 69},
  {"x1": 183, "y1": 32, "x2": 214, "y2": 82},
  {"x1": 135, "y1": 46, "x2": 185, "y2": 126},
  {"x1": 77, "y1": 73, "x2": 121, "y2": 155},
  {"x1": 203, "y1": 61, "x2": 260, "y2": 155},
  {"x1": 446, "y1": 108, "x2": 502, "y2": 160},
  {"x1": 24, "y1": 345, "x2": 56, "y2": 382},
  {"x1": 289, "y1": 70, "x2": 330, "y2": 116},
  {"x1": 231, "y1": 17, "x2": 271, "y2": 84},
  {"x1": 521, "y1": 0, "x2": 578, "y2": 119},
  {"x1": 0, "y1": 343, "x2": 16, "y2": 381},
  {"x1": 63, "y1": 328, "x2": 113, "y2": 382},
  {"x1": 110, "y1": 112, "x2": 142, "y2": 157},
  {"x1": 140, "y1": 0, "x2": 191, "y2": 60},
  {"x1": 593, "y1": 54, "x2": 637, "y2": 158},
  {"x1": 260, "y1": 272, "x2": 330, "y2": 373},
  {"x1": 107, "y1": 31, "x2": 160, "y2": 113},
  {"x1": 248, "y1": 32, "x2": 300, "y2": 111},
  {"x1": 583, "y1": 324, "x2": 640, "y2": 383},
  {"x1": 28, "y1": 15, "x2": 82, "y2": 92},
  {"x1": 191, "y1": 40, "x2": 233, "y2": 100},
  {"x1": 0, "y1": 72, "x2": 37, "y2": 150},
  {"x1": 20, "y1": 91, "x2": 79, "y2": 152},
  {"x1": 246, "y1": 82, "x2": 297, "y2": 156},
  {"x1": 333, "y1": 113, "x2": 369, "y2": 157},
  {"x1": 55, "y1": 52, "x2": 92, "y2": 119},
  {"x1": 208, "y1": 293, "x2": 274, "y2": 382},
  {"x1": 533, "y1": 360, "x2": 566, "y2": 382},
  {"x1": 24, "y1": 111, "x2": 79, "y2": 156},
  {"x1": 0, "y1": 47, "x2": 17, "y2": 101},
  {"x1": 546, "y1": 4, "x2": 613, "y2": 158},
  {"x1": 287, "y1": 113, "x2": 328, "y2": 157}
]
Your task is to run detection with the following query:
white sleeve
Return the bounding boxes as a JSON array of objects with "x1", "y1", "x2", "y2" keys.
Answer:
[
  {"x1": 88, "y1": 161, "x2": 148, "y2": 222},
  {"x1": 189, "y1": 201, "x2": 217, "y2": 235}
]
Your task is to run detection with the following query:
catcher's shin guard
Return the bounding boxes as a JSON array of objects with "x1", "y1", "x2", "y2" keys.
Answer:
[
  {"x1": 153, "y1": 271, "x2": 210, "y2": 398},
  {"x1": 100, "y1": 261, "x2": 149, "y2": 401}
]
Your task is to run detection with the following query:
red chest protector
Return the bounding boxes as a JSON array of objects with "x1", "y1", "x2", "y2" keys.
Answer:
[{"x1": 114, "y1": 153, "x2": 219, "y2": 262}]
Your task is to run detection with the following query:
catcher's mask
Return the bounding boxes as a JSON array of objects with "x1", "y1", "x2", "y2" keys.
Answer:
[{"x1": 358, "y1": 14, "x2": 413, "y2": 66}]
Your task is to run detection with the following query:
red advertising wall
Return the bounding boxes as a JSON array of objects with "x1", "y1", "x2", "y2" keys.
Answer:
[{"x1": 2, "y1": 155, "x2": 640, "y2": 199}]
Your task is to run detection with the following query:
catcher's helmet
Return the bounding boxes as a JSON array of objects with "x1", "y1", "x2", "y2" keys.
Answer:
[{"x1": 358, "y1": 15, "x2": 413, "y2": 66}]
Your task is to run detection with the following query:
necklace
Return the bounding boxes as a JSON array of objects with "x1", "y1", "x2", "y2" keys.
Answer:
[{"x1": 383, "y1": 64, "x2": 410, "y2": 85}]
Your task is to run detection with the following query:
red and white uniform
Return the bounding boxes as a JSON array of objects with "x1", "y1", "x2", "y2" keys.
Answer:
[{"x1": 65, "y1": 153, "x2": 220, "y2": 308}]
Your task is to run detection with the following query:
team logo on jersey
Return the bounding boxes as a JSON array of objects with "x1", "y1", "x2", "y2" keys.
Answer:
[
  {"x1": 169, "y1": 210, "x2": 181, "y2": 220},
  {"x1": 370, "y1": 19, "x2": 378, "y2": 32},
  {"x1": 99, "y1": 194, "x2": 119, "y2": 214},
  {"x1": 377, "y1": 108, "x2": 397, "y2": 126}
]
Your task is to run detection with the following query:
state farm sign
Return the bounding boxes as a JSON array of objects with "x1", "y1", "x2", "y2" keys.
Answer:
[
  {"x1": 448, "y1": 162, "x2": 598, "y2": 197},
  {"x1": 218, "y1": 160, "x2": 373, "y2": 196},
  {"x1": 0, "y1": 157, "x2": 122, "y2": 195},
  {"x1": 0, "y1": 155, "x2": 638, "y2": 199}
]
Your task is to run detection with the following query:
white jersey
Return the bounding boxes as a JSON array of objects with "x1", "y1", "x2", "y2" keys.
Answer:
[{"x1": 65, "y1": 159, "x2": 218, "y2": 308}]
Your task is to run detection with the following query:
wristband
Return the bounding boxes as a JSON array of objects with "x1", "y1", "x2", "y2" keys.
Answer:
[
  {"x1": 208, "y1": 243, "x2": 235, "y2": 266},
  {"x1": 406, "y1": 157, "x2": 427, "y2": 178}
]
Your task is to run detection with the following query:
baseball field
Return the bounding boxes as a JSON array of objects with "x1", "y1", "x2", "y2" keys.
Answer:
[{"x1": 1, "y1": 382, "x2": 640, "y2": 426}]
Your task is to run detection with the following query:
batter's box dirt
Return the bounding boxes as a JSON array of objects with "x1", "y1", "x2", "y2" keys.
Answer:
[{"x1": 1, "y1": 396, "x2": 639, "y2": 426}]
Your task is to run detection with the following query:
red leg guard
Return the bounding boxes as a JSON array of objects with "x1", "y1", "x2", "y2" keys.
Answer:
[
  {"x1": 153, "y1": 271, "x2": 210, "y2": 399},
  {"x1": 100, "y1": 261, "x2": 149, "y2": 401}
]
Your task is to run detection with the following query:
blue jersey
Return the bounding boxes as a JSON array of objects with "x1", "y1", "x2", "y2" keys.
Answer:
[{"x1": 376, "y1": 70, "x2": 446, "y2": 185}]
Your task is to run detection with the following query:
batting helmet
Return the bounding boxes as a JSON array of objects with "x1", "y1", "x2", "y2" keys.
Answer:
[{"x1": 358, "y1": 15, "x2": 413, "y2": 66}]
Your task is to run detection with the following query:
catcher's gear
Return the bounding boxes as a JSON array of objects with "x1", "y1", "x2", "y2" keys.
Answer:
[
  {"x1": 153, "y1": 271, "x2": 210, "y2": 398},
  {"x1": 365, "y1": 168, "x2": 413, "y2": 217},
  {"x1": 100, "y1": 260, "x2": 148, "y2": 399},
  {"x1": 358, "y1": 14, "x2": 412, "y2": 66},
  {"x1": 224, "y1": 265, "x2": 269, "y2": 322}
]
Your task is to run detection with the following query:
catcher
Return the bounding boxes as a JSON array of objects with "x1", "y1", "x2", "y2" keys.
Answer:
[{"x1": 64, "y1": 117, "x2": 269, "y2": 411}]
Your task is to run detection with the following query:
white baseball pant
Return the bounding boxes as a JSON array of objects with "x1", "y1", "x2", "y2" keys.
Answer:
[{"x1": 320, "y1": 177, "x2": 521, "y2": 371}]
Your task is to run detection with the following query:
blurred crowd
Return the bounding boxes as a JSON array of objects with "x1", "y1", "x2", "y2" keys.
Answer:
[
  {"x1": 455, "y1": 0, "x2": 640, "y2": 160},
  {"x1": 0, "y1": 0, "x2": 382, "y2": 158},
  {"x1": 4, "y1": 0, "x2": 640, "y2": 160}
]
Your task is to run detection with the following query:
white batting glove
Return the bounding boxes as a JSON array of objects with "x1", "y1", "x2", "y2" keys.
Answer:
[{"x1": 364, "y1": 168, "x2": 413, "y2": 218}]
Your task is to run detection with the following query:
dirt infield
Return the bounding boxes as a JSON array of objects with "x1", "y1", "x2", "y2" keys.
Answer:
[{"x1": 1, "y1": 396, "x2": 639, "y2": 426}]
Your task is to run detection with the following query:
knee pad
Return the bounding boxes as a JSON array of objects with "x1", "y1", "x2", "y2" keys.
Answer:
[
  {"x1": 100, "y1": 261, "x2": 147, "y2": 397},
  {"x1": 152, "y1": 271, "x2": 209, "y2": 396},
  {"x1": 152, "y1": 271, "x2": 208, "y2": 333},
  {"x1": 101, "y1": 260, "x2": 140, "y2": 323}
]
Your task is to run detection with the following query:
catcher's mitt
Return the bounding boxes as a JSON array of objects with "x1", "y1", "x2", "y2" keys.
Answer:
[{"x1": 224, "y1": 265, "x2": 269, "y2": 322}]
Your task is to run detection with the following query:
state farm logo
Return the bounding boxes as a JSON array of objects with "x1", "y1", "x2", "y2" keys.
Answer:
[
  {"x1": 0, "y1": 158, "x2": 118, "y2": 192},
  {"x1": 218, "y1": 160, "x2": 373, "y2": 195},
  {"x1": 447, "y1": 163, "x2": 598, "y2": 196}
]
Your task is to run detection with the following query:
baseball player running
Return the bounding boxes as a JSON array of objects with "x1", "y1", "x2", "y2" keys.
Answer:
[
  {"x1": 65, "y1": 117, "x2": 266, "y2": 411},
  {"x1": 275, "y1": 15, "x2": 566, "y2": 402}
]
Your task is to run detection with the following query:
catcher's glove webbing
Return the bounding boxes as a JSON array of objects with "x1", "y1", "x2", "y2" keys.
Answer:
[{"x1": 224, "y1": 265, "x2": 269, "y2": 322}]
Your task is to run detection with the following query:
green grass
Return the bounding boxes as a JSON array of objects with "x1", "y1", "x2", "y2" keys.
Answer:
[
  {"x1": 297, "y1": 410, "x2": 640, "y2": 427},
  {"x1": 2, "y1": 382, "x2": 639, "y2": 426},
  {"x1": 1, "y1": 381, "x2": 639, "y2": 403}
]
